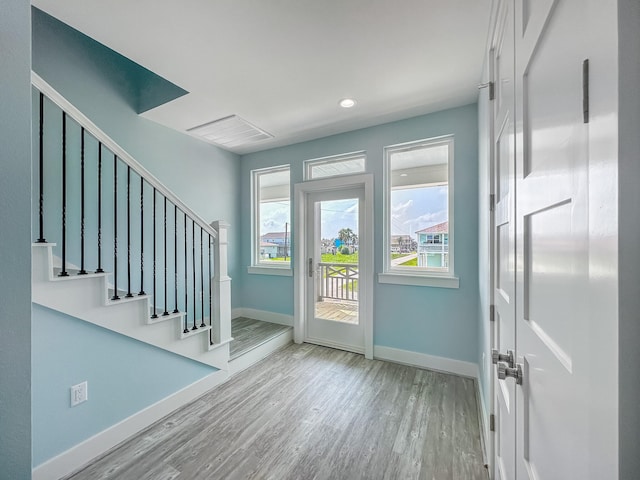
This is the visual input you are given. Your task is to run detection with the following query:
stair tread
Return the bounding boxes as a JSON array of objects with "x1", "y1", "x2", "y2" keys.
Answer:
[{"x1": 52, "y1": 267, "x2": 108, "y2": 279}]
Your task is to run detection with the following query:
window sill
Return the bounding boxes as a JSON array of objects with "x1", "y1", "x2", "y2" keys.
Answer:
[
  {"x1": 377, "y1": 273, "x2": 459, "y2": 289},
  {"x1": 248, "y1": 265, "x2": 293, "y2": 277}
]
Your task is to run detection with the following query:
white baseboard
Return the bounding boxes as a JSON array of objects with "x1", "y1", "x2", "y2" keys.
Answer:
[
  {"x1": 373, "y1": 345, "x2": 478, "y2": 378},
  {"x1": 32, "y1": 370, "x2": 229, "y2": 480},
  {"x1": 232, "y1": 307, "x2": 294, "y2": 327}
]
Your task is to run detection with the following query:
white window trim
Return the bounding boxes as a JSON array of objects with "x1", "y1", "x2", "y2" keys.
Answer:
[
  {"x1": 247, "y1": 265, "x2": 293, "y2": 276},
  {"x1": 303, "y1": 151, "x2": 366, "y2": 181},
  {"x1": 381, "y1": 135, "x2": 458, "y2": 288},
  {"x1": 250, "y1": 164, "x2": 291, "y2": 273}
]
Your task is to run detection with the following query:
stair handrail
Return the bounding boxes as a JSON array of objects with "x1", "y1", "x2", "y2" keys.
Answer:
[
  {"x1": 32, "y1": 71, "x2": 232, "y2": 349},
  {"x1": 31, "y1": 71, "x2": 217, "y2": 240}
]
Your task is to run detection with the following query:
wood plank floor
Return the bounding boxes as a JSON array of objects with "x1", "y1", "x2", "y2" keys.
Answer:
[
  {"x1": 66, "y1": 344, "x2": 488, "y2": 480},
  {"x1": 315, "y1": 300, "x2": 358, "y2": 324},
  {"x1": 230, "y1": 317, "x2": 292, "y2": 359}
]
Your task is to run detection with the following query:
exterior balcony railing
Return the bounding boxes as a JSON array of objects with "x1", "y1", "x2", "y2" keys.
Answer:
[
  {"x1": 418, "y1": 244, "x2": 449, "y2": 253},
  {"x1": 317, "y1": 262, "x2": 359, "y2": 301}
]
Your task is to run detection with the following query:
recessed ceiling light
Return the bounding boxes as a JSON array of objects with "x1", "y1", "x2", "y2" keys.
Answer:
[
  {"x1": 339, "y1": 98, "x2": 356, "y2": 108},
  {"x1": 400, "y1": 173, "x2": 408, "y2": 177}
]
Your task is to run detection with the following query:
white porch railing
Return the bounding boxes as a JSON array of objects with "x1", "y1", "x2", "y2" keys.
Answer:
[{"x1": 318, "y1": 263, "x2": 359, "y2": 301}]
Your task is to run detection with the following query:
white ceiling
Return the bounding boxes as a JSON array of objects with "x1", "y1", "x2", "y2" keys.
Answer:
[{"x1": 32, "y1": 0, "x2": 492, "y2": 155}]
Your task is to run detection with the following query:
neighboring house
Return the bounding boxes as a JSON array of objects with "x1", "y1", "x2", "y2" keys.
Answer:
[
  {"x1": 321, "y1": 239, "x2": 336, "y2": 254},
  {"x1": 260, "y1": 232, "x2": 291, "y2": 258},
  {"x1": 260, "y1": 242, "x2": 279, "y2": 259},
  {"x1": 415, "y1": 221, "x2": 448, "y2": 268},
  {"x1": 390, "y1": 235, "x2": 417, "y2": 254}
]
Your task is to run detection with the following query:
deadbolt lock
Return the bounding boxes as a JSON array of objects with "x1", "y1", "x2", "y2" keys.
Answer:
[
  {"x1": 497, "y1": 362, "x2": 523, "y2": 385},
  {"x1": 491, "y1": 349, "x2": 515, "y2": 368}
]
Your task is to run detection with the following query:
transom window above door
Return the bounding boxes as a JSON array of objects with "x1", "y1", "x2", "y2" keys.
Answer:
[{"x1": 304, "y1": 151, "x2": 366, "y2": 181}]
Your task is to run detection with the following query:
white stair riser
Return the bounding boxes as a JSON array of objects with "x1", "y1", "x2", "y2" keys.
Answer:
[{"x1": 33, "y1": 244, "x2": 229, "y2": 370}]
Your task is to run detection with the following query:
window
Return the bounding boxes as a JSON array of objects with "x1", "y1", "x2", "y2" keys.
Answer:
[
  {"x1": 304, "y1": 151, "x2": 365, "y2": 180},
  {"x1": 251, "y1": 165, "x2": 291, "y2": 272},
  {"x1": 380, "y1": 136, "x2": 457, "y2": 288}
]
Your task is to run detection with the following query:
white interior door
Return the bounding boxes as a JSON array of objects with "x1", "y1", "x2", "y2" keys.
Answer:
[
  {"x1": 513, "y1": 0, "x2": 594, "y2": 478},
  {"x1": 304, "y1": 187, "x2": 365, "y2": 354},
  {"x1": 491, "y1": 1, "x2": 517, "y2": 478}
]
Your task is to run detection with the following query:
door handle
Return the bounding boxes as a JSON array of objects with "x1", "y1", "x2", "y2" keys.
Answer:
[
  {"x1": 497, "y1": 362, "x2": 523, "y2": 385},
  {"x1": 308, "y1": 258, "x2": 313, "y2": 278},
  {"x1": 492, "y1": 349, "x2": 515, "y2": 368}
]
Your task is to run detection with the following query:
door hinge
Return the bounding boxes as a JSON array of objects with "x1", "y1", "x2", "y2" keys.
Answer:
[
  {"x1": 478, "y1": 81, "x2": 495, "y2": 101},
  {"x1": 490, "y1": 414, "x2": 495, "y2": 432},
  {"x1": 583, "y1": 59, "x2": 589, "y2": 124},
  {"x1": 489, "y1": 193, "x2": 495, "y2": 212},
  {"x1": 490, "y1": 304, "x2": 495, "y2": 322}
]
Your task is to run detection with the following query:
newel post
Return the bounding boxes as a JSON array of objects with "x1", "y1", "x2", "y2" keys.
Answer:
[{"x1": 211, "y1": 220, "x2": 232, "y2": 345}]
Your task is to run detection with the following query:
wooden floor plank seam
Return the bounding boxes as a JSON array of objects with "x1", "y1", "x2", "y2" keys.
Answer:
[{"x1": 66, "y1": 344, "x2": 488, "y2": 480}]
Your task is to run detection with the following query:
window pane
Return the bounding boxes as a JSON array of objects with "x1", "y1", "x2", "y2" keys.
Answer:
[
  {"x1": 389, "y1": 141, "x2": 449, "y2": 272},
  {"x1": 256, "y1": 167, "x2": 290, "y2": 264},
  {"x1": 305, "y1": 154, "x2": 365, "y2": 180}
]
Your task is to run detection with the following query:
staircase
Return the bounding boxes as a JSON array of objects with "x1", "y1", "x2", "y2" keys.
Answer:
[{"x1": 31, "y1": 72, "x2": 233, "y2": 371}]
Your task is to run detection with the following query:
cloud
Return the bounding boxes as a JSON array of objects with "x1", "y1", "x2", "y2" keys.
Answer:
[
  {"x1": 407, "y1": 209, "x2": 448, "y2": 231},
  {"x1": 391, "y1": 200, "x2": 414, "y2": 222},
  {"x1": 345, "y1": 203, "x2": 358, "y2": 213}
]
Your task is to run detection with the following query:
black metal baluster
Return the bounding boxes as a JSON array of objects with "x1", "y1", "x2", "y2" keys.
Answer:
[
  {"x1": 78, "y1": 127, "x2": 87, "y2": 275},
  {"x1": 173, "y1": 205, "x2": 179, "y2": 314},
  {"x1": 125, "y1": 166, "x2": 133, "y2": 297},
  {"x1": 58, "y1": 112, "x2": 69, "y2": 277},
  {"x1": 200, "y1": 227, "x2": 205, "y2": 328},
  {"x1": 192, "y1": 219, "x2": 197, "y2": 330},
  {"x1": 111, "y1": 154, "x2": 120, "y2": 299},
  {"x1": 95, "y1": 143, "x2": 104, "y2": 273},
  {"x1": 139, "y1": 176, "x2": 145, "y2": 295},
  {"x1": 151, "y1": 188, "x2": 157, "y2": 318},
  {"x1": 163, "y1": 197, "x2": 168, "y2": 315},
  {"x1": 183, "y1": 212, "x2": 189, "y2": 334},
  {"x1": 208, "y1": 234, "x2": 213, "y2": 345},
  {"x1": 37, "y1": 92, "x2": 46, "y2": 243}
]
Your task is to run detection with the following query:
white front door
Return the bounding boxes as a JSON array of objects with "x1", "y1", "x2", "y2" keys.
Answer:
[
  {"x1": 305, "y1": 187, "x2": 365, "y2": 354},
  {"x1": 492, "y1": 1, "x2": 517, "y2": 478},
  {"x1": 293, "y1": 174, "x2": 374, "y2": 359}
]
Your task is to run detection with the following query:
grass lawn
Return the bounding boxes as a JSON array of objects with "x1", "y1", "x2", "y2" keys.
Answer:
[
  {"x1": 399, "y1": 258, "x2": 418, "y2": 266},
  {"x1": 391, "y1": 253, "x2": 414, "y2": 260},
  {"x1": 321, "y1": 252, "x2": 359, "y2": 264}
]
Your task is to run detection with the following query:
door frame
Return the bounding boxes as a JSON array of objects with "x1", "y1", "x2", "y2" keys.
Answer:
[{"x1": 293, "y1": 173, "x2": 374, "y2": 359}]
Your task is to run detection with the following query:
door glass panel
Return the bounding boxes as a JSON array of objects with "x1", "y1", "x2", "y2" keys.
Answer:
[{"x1": 314, "y1": 198, "x2": 359, "y2": 324}]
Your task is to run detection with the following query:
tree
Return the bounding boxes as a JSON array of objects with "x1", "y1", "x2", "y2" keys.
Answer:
[{"x1": 338, "y1": 228, "x2": 354, "y2": 246}]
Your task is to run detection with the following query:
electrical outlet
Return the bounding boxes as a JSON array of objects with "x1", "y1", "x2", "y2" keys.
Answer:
[{"x1": 70, "y1": 381, "x2": 88, "y2": 407}]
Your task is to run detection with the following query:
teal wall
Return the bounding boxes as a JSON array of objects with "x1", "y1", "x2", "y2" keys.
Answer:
[
  {"x1": 618, "y1": 1, "x2": 640, "y2": 477},
  {"x1": 32, "y1": 305, "x2": 215, "y2": 467},
  {"x1": 0, "y1": 0, "x2": 33, "y2": 477},
  {"x1": 240, "y1": 104, "x2": 480, "y2": 363}
]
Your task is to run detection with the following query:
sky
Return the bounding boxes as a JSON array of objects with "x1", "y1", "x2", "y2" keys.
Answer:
[
  {"x1": 260, "y1": 185, "x2": 448, "y2": 239},
  {"x1": 390, "y1": 185, "x2": 448, "y2": 235}
]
